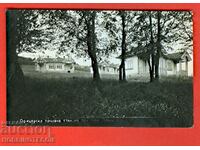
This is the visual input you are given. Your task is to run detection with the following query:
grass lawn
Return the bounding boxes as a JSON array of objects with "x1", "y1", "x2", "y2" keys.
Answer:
[{"x1": 7, "y1": 65, "x2": 193, "y2": 127}]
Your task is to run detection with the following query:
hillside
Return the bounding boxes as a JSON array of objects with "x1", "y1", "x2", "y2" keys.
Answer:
[{"x1": 18, "y1": 56, "x2": 34, "y2": 65}]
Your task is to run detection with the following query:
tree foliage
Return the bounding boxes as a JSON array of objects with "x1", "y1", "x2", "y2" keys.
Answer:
[{"x1": 12, "y1": 10, "x2": 193, "y2": 82}]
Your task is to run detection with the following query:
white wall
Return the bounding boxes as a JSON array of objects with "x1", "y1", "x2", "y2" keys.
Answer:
[
  {"x1": 124, "y1": 55, "x2": 193, "y2": 77},
  {"x1": 64, "y1": 64, "x2": 74, "y2": 73},
  {"x1": 35, "y1": 63, "x2": 46, "y2": 72},
  {"x1": 99, "y1": 67, "x2": 118, "y2": 74},
  {"x1": 47, "y1": 63, "x2": 65, "y2": 72},
  {"x1": 188, "y1": 60, "x2": 193, "y2": 76},
  {"x1": 166, "y1": 60, "x2": 176, "y2": 76},
  {"x1": 125, "y1": 56, "x2": 139, "y2": 78},
  {"x1": 90, "y1": 66, "x2": 118, "y2": 74},
  {"x1": 188, "y1": 54, "x2": 193, "y2": 76},
  {"x1": 159, "y1": 57, "x2": 167, "y2": 76},
  {"x1": 138, "y1": 58, "x2": 148, "y2": 75},
  {"x1": 176, "y1": 54, "x2": 193, "y2": 76},
  {"x1": 36, "y1": 63, "x2": 74, "y2": 73}
]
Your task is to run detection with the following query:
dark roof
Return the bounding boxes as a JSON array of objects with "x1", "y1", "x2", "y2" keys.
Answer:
[
  {"x1": 117, "y1": 48, "x2": 150, "y2": 60},
  {"x1": 34, "y1": 57, "x2": 74, "y2": 64},
  {"x1": 117, "y1": 44, "x2": 151, "y2": 60},
  {"x1": 163, "y1": 51, "x2": 192, "y2": 63},
  {"x1": 118, "y1": 48, "x2": 191, "y2": 63}
]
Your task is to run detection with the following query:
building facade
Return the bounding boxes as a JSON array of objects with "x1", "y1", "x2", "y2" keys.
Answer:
[
  {"x1": 90, "y1": 62, "x2": 119, "y2": 75},
  {"x1": 124, "y1": 51, "x2": 192, "y2": 78},
  {"x1": 34, "y1": 56, "x2": 75, "y2": 73}
]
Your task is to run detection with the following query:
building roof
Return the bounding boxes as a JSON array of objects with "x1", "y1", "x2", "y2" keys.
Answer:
[
  {"x1": 163, "y1": 51, "x2": 192, "y2": 62},
  {"x1": 117, "y1": 44, "x2": 151, "y2": 60},
  {"x1": 118, "y1": 48, "x2": 191, "y2": 63},
  {"x1": 117, "y1": 48, "x2": 150, "y2": 60},
  {"x1": 34, "y1": 56, "x2": 75, "y2": 64}
]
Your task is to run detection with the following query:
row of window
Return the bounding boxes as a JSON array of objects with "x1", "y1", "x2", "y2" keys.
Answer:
[
  {"x1": 99, "y1": 67, "x2": 118, "y2": 72},
  {"x1": 49, "y1": 65, "x2": 63, "y2": 69},
  {"x1": 126, "y1": 60, "x2": 175, "y2": 71}
]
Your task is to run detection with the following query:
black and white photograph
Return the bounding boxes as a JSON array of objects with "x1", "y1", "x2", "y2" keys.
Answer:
[{"x1": 6, "y1": 9, "x2": 193, "y2": 127}]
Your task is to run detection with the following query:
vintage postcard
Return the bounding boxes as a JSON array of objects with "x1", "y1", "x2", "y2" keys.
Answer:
[
  {"x1": 1, "y1": 2, "x2": 200, "y2": 146},
  {"x1": 6, "y1": 9, "x2": 193, "y2": 127}
]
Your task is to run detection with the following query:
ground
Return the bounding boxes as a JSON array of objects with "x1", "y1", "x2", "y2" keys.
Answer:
[{"x1": 7, "y1": 65, "x2": 193, "y2": 127}]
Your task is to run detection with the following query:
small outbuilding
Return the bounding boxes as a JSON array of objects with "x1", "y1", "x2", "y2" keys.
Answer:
[{"x1": 34, "y1": 56, "x2": 75, "y2": 73}]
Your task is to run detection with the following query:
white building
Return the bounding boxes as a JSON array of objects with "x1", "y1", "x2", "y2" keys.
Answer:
[
  {"x1": 124, "y1": 51, "x2": 192, "y2": 78},
  {"x1": 34, "y1": 56, "x2": 75, "y2": 73},
  {"x1": 90, "y1": 62, "x2": 119, "y2": 75}
]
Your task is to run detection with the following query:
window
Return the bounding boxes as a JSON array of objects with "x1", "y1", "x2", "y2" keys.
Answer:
[
  {"x1": 57, "y1": 65, "x2": 62, "y2": 69},
  {"x1": 49, "y1": 65, "x2": 55, "y2": 69}
]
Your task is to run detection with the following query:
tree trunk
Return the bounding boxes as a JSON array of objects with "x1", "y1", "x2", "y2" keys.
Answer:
[
  {"x1": 147, "y1": 55, "x2": 154, "y2": 83},
  {"x1": 86, "y1": 11, "x2": 100, "y2": 81},
  {"x1": 155, "y1": 62, "x2": 159, "y2": 80},
  {"x1": 119, "y1": 65, "x2": 122, "y2": 81},
  {"x1": 87, "y1": 38, "x2": 101, "y2": 81},
  {"x1": 119, "y1": 11, "x2": 126, "y2": 81},
  {"x1": 151, "y1": 54, "x2": 155, "y2": 82},
  {"x1": 148, "y1": 12, "x2": 155, "y2": 82},
  {"x1": 119, "y1": 59, "x2": 126, "y2": 81},
  {"x1": 122, "y1": 61, "x2": 126, "y2": 81},
  {"x1": 7, "y1": 10, "x2": 24, "y2": 91},
  {"x1": 91, "y1": 57, "x2": 100, "y2": 81},
  {"x1": 155, "y1": 11, "x2": 161, "y2": 81}
]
